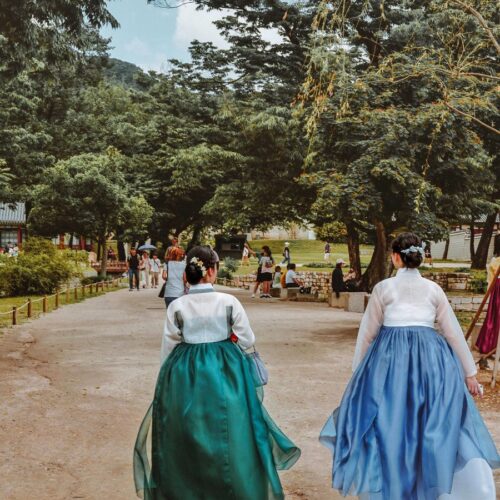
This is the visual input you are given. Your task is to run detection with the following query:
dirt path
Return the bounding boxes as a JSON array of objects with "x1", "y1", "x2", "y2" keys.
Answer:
[{"x1": 0, "y1": 286, "x2": 498, "y2": 499}]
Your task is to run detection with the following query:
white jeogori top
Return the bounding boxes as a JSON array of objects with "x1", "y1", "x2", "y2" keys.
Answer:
[
  {"x1": 161, "y1": 284, "x2": 255, "y2": 363},
  {"x1": 353, "y1": 267, "x2": 477, "y2": 377}
]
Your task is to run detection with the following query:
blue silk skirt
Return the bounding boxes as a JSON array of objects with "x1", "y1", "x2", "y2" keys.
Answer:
[{"x1": 320, "y1": 325, "x2": 500, "y2": 499}]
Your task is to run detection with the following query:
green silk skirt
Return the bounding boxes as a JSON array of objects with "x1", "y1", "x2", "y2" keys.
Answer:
[{"x1": 134, "y1": 339, "x2": 300, "y2": 499}]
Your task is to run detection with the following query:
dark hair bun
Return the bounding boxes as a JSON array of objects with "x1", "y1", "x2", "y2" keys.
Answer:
[
  {"x1": 185, "y1": 262, "x2": 204, "y2": 285},
  {"x1": 185, "y1": 246, "x2": 217, "y2": 285},
  {"x1": 391, "y1": 232, "x2": 424, "y2": 269}
]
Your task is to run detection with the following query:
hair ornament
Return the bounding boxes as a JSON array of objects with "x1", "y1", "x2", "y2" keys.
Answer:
[
  {"x1": 400, "y1": 241, "x2": 426, "y2": 256},
  {"x1": 190, "y1": 257, "x2": 207, "y2": 277}
]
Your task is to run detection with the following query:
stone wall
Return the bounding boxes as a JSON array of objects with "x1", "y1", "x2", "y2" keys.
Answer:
[
  {"x1": 224, "y1": 272, "x2": 332, "y2": 300},
  {"x1": 422, "y1": 272, "x2": 471, "y2": 291},
  {"x1": 219, "y1": 272, "x2": 489, "y2": 315}
]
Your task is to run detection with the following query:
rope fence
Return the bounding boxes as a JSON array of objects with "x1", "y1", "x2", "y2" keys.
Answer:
[{"x1": 0, "y1": 278, "x2": 126, "y2": 328}]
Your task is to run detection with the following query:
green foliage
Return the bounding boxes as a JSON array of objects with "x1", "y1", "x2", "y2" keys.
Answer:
[
  {"x1": 0, "y1": 240, "x2": 76, "y2": 296},
  {"x1": 315, "y1": 222, "x2": 348, "y2": 244},
  {"x1": 222, "y1": 257, "x2": 239, "y2": 273},
  {"x1": 217, "y1": 267, "x2": 233, "y2": 280},
  {"x1": 23, "y1": 236, "x2": 56, "y2": 256}
]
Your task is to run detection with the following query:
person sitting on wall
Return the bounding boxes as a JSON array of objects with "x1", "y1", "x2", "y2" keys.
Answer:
[
  {"x1": 332, "y1": 259, "x2": 347, "y2": 298},
  {"x1": 285, "y1": 263, "x2": 303, "y2": 288}
]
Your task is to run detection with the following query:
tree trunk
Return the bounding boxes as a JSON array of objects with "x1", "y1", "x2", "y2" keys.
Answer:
[
  {"x1": 469, "y1": 219, "x2": 476, "y2": 260},
  {"x1": 188, "y1": 224, "x2": 203, "y2": 251},
  {"x1": 471, "y1": 212, "x2": 497, "y2": 269},
  {"x1": 360, "y1": 220, "x2": 390, "y2": 292},
  {"x1": 442, "y1": 236, "x2": 450, "y2": 260},
  {"x1": 117, "y1": 240, "x2": 126, "y2": 261},
  {"x1": 99, "y1": 234, "x2": 108, "y2": 278},
  {"x1": 346, "y1": 223, "x2": 362, "y2": 279}
]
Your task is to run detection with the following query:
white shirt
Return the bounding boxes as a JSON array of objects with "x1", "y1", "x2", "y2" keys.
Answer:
[
  {"x1": 161, "y1": 284, "x2": 255, "y2": 363},
  {"x1": 286, "y1": 269, "x2": 297, "y2": 284},
  {"x1": 352, "y1": 267, "x2": 477, "y2": 377}
]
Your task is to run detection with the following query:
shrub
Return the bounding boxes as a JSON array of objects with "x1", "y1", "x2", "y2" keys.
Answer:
[
  {"x1": 218, "y1": 267, "x2": 233, "y2": 280},
  {"x1": 222, "y1": 257, "x2": 239, "y2": 273},
  {"x1": 81, "y1": 275, "x2": 113, "y2": 285},
  {"x1": 0, "y1": 237, "x2": 78, "y2": 296}
]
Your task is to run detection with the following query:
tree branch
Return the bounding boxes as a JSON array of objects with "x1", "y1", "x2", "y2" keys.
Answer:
[
  {"x1": 445, "y1": 102, "x2": 500, "y2": 135},
  {"x1": 449, "y1": 0, "x2": 500, "y2": 55}
]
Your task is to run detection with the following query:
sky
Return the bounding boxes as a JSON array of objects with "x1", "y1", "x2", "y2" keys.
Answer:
[{"x1": 100, "y1": 0, "x2": 231, "y2": 72}]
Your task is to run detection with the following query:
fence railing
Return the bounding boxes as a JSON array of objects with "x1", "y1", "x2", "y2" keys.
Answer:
[{"x1": 0, "y1": 278, "x2": 125, "y2": 328}]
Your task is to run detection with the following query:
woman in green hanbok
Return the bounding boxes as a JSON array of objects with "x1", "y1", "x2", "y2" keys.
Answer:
[{"x1": 134, "y1": 246, "x2": 300, "y2": 500}]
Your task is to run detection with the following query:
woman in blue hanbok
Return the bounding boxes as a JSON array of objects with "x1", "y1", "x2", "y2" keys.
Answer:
[
  {"x1": 320, "y1": 232, "x2": 499, "y2": 500},
  {"x1": 134, "y1": 246, "x2": 300, "y2": 500}
]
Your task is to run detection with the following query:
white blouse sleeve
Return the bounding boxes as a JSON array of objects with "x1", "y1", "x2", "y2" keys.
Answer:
[
  {"x1": 160, "y1": 305, "x2": 182, "y2": 364},
  {"x1": 231, "y1": 297, "x2": 255, "y2": 350},
  {"x1": 435, "y1": 287, "x2": 477, "y2": 377},
  {"x1": 352, "y1": 284, "x2": 384, "y2": 371}
]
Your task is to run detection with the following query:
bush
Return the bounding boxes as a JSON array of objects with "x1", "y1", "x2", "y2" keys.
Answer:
[
  {"x1": 218, "y1": 267, "x2": 233, "y2": 280},
  {"x1": 222, "y1": 257, "x2": 239, "y2": 273},
  {"x1": 0, "y1": 237, "x2": 77, "y2": 296},
  {"x1": 470, "y1": 278, "x2": 487, "y2": 294},
  {"x1": 81, "y1": 276, "x2": 113, "y2": 285}
]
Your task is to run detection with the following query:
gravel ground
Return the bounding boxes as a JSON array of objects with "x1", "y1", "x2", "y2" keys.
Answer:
[{"x1": 0, "y1": 285, "x2": 497, "y2": 499}]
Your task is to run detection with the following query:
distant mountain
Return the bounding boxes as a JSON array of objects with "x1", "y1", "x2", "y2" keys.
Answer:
[{"x1": 103, "y1": 58, "x2": 144, "y2": 89}]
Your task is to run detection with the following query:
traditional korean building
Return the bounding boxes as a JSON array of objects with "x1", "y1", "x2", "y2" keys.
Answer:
[{"x1": 0, "y1": 202, "x2": 26, "y2": 248}]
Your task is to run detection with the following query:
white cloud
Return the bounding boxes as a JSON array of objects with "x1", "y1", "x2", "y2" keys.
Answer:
[
  {"x1": 174, "y1": 5, "x2": 284, "y2": 50},
  {"x1": 174, "y1": 5, "x2": 230, "y2": 49},
  {"x1": 123, "y1": 36, "x2": 168, "y2": 72}
]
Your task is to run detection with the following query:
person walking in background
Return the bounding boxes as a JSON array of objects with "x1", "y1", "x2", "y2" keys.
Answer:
[
  {"x1": 126, "y1": 247, "x2": 140, "y2": 291},
  {"x1": 133, "y1": 246, "x2": 300, "y2": 499},
  {"x1": 475, "y1": 234, "x2": 500, "y2": 357},
  {"x1": 424, "y1": 241, "x2": 433, "y2": 267},
  {"x1": 164, "y1": 237, "x2": 179, "y2": 262},
  {"x1": 320, "y1": 232, "x2": 499, "y2": 499},
  {"x1": 150, "y1": 254, "x2": 162, "y2": 289},
  {"x1": 324, "y1": 242, "x2": 331, "y2": 262},
  {"x1": 242, "y1": 242, "x2": 255, "y2": 266},
  {"x1": 259, "y1": 245, "x2": 274, "y2": 298},
  {"x1": 162, "y1": 246, "x2": 186, "y2": 309},
  {"x1": 332, "y1": 258, "x2": 347, "y2": 298},
  {"x1": 251, "y1": 258, "x2": 263, "y2": 298},
  {"x1": 139, "y1": 251, "x2": 151, "y2": 289},
  {"x1": 281, "y1": 242, "x2": 291, "y2": 266}
]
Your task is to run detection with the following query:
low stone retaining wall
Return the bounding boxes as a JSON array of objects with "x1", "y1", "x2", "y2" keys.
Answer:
[
  {"x1": 422, "y1": 272, "x2": 471, "y2": 291},
  {"x1": 221, "y1": 272, "x2": 485, "y2": 312},
  {"x1": 230, "y1": 272, "x2": 331, "y2": 300}
]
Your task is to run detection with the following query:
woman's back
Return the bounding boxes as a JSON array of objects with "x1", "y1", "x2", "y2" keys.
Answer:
[{"x1": 165, "y1": 260, "x2": 186, "y2": 297}]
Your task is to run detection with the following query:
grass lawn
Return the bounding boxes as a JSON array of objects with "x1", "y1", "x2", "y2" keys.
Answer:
[
  {"x1": 0, "y1": 280, "x2": 125, "y2": 331},
  {"x1": 237, "y1": 239, "x2": 374, "y2": 274},
  {"x1": 234, "y1": 239, "x2": 473, "y2": 275}
]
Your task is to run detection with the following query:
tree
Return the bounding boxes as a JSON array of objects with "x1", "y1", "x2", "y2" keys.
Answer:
[
  {"x1": 28, "y1": 148, "x2": 153, "y2": 276},
  {"x1": 0, "y1": 0, "x2": 117, "y2": 81},
  {"x1": 299, "y1": 0, "x2": 498, "y2": 289}
]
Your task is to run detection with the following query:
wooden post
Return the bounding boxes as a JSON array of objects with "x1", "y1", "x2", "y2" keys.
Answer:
[
  {"x1": 12, "y1": 307, "x2": 17, "y2": 326},
  {"x1": 55, "y1": 291, "x2": 60, "y2": 309},
  {"x1": 43, "y1": 296, "x2": 48, "y2": 313},
  {"x1": 66, "y1": 288, "x2": 70, "y2": 304},
  {"x1": 82, "y1": 285, "x2": 85, "y2": 297},
  {"x1": 27, "y1": 298, "x2": 32, "y2": 318},
  {"x1": 105, "y1": 280, "x2": 109, "y2": 290},
  {"x1": 74, "y1": 287, "x2": 78, "y2": 301}
]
